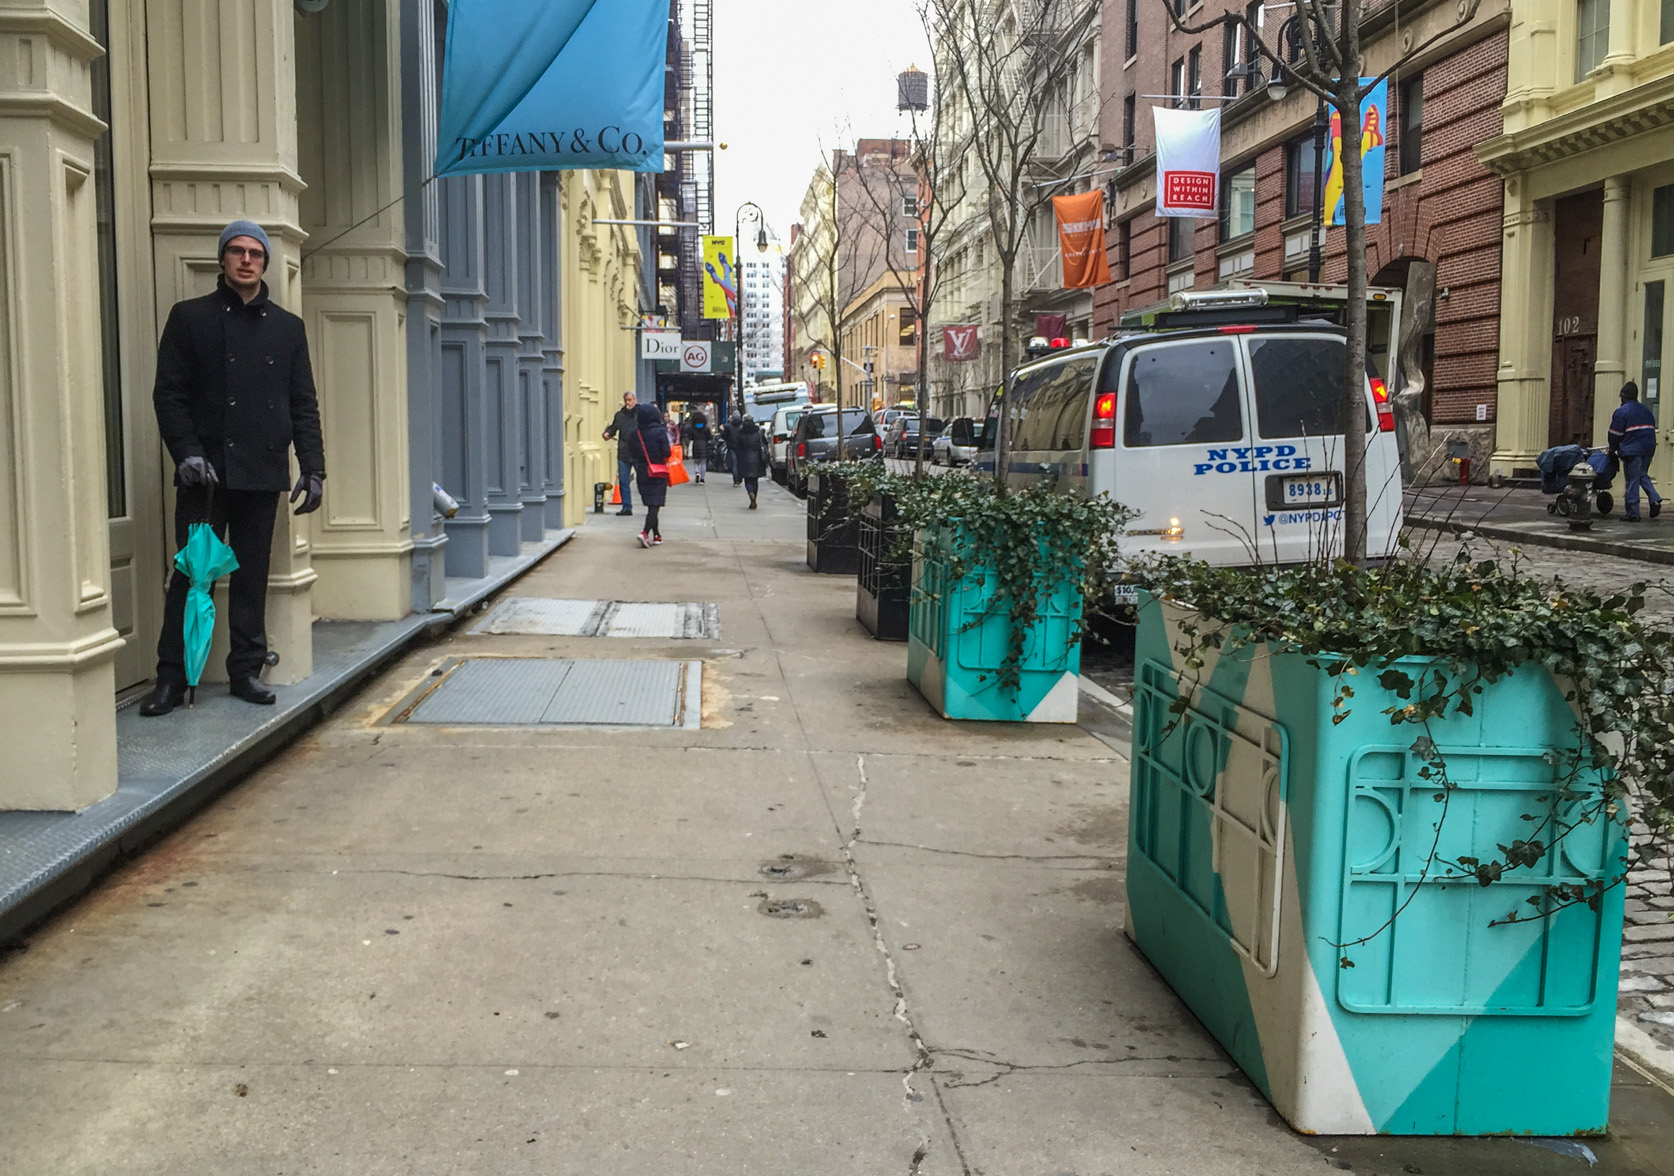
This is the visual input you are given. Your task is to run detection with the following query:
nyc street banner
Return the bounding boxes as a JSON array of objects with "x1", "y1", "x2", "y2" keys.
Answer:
[
  {"x1": 1323, "y1": 79, "x2": 1388, "y2": 226},
  {"x1": 1051, "y1": 192, "x2": 1110, "y2": 289},
  {"x1": 702, "y1": 236, "x2": 737, "y2": 320},
  {"x1": 1153, "y1": 106, "x2": 1221, "y2": 217},
  {"x1": 943, "y1": 325, "x2": 980, "y2": 362},
  {"x1": 435, "y1": 0, "x2": 666, "y2": 178}
]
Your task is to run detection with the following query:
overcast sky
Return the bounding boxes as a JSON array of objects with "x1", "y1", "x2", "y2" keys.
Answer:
[{"x1": 710, "y1": 0, "x2": 932, "y2": 247}]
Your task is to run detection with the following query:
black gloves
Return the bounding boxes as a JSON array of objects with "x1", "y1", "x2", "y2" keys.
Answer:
[
  {"x1": 177, "y1": 456, "x2": 219, "y2": 487},
  {"x1": 290, "y1": 472, "x2": 325, "y2": 515}
]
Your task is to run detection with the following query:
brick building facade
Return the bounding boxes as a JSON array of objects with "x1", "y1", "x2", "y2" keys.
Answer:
[{"x1": 1096, "y1": 0, "x2": 1509, "y2": 467}]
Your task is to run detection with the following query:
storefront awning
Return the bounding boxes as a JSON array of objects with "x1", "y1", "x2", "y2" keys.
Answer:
[{"x1": 435, "y1": 0, "x2": 666, "y2": 178}]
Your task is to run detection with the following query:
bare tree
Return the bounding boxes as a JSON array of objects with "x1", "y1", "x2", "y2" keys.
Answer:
[
  {"x1": 932, "y1": 0, "x2": 1102, "y2": 484},
  {"x1": 1161, "y1": 0, "x2": 1482, "y2": 559},
  {"x1": 840, "y1": 35, "x2": 971, "y2": 478}
]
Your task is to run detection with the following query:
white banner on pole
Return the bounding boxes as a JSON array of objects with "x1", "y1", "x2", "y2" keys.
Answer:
[
  {"x1": 1154, "y1": 106, "x2": 1222, "y2": 218},
  {"x1": 641, "y1": 329, "x2": 681, "y2": 360}
]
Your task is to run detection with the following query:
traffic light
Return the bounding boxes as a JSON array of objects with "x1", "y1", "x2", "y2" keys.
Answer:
[{"x1": 810, "y1": 353, "x2": 825, "y2": 371}]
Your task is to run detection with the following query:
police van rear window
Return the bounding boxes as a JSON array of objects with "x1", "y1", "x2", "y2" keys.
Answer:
[
  {"x1": 1248, "y1": 336, "x2": 1347, "y2": 438},
  {"x1": 1123, "y1": 340, "x2": 1242, "y2": 448}
]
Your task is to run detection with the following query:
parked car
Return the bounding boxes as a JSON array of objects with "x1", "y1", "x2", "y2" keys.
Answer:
[
  {"x1": 883, "y1": 414, "x2": 944, "y2": 460},
  {"x1": 768, "y1": 404, "x2": 809, "y2": 483},
  {"x1": 786, "y1": 406, "x2": 881, "y2": 496},
  {"x1": 976, "y1": 292, "x2": 1402, "y2": 566},
  {"x1": 931, "y1": 416, "x2": 987, "y2": 466}
]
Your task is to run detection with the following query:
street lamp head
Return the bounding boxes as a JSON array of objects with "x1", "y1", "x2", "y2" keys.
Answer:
[
  {"x1": 755, "y1": 227, "x2": 769, "y2": 253},
  {"x1": 1266, "y1": 74, "x2": 1289, "y2": 103}
]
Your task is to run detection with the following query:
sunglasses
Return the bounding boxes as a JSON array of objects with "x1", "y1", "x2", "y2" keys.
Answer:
[{"x1": 225, "y1": 246, "x2": 267, "y2": 261}]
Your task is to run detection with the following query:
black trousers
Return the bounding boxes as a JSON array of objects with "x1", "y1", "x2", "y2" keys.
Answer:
[{"x1": 155, "y1": 487, "x2": 279, "y2": 686}]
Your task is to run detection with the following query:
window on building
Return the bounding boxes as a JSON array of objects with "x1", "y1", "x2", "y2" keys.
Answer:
[
  {"x1": 1654, "y1": 184, "x2": 1674, "y2": 257},
  {"x1": 1577, "y1": 0, "x2": 1610, "y2": 79},
  {"x1": 1188, "y1": 46, "x2": 1203, "y2": 108},
  {"x1": 1170, "y1": 58, "x2": 1185, "y2": 107},
  {"x1": 1664, "y1": 0, "x2": 1674, "y2": 44},
  {"x1": 1286, "y1": 136, "x2": 1319, "y2": 218},
  {"x1": 1168, "y1": 216, "x2": 1194, "y2": 264},
  {"x1": 1398, "y1": 75, "x2": 1423, "y2": 175},
  {"x1": 1118, "y1": 218, "x2": 1132, "y2": 280},
  {"x1": 1222, "y1": 23, "x2": 1241, "y2": 95},
  {"x1": 1126, "y1": 0, "x2": 1139, "y2": 58},
  {"x1": 1645, "y1": 282, "x2": 1664, "y2": 405},
  {"x1": 899, "y1": 307, "x2": 917, "y2": 345},
  {"x1": 905, "y1": 228, "x2": 920, "y2": 254},
  {"x1": 1123, "y1": 93, "x2": 1136, "y2": 157},
  {"x1": 902, "y1": 194, "x2": 919, "y2": 217},
  {"x1": 1220, "y1": 165, "x2": 1256, "y2": 240}
]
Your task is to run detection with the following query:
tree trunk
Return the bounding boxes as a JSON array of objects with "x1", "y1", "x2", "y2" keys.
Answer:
[{"x1": 995, "y1": 259, "x2": 1015, "y2": 488}]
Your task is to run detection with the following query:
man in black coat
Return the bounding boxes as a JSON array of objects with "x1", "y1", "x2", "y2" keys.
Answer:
[
  {"x1": 601, "y1": 391, "x2": 639, "y2": 515},
  {"x1": 139, "y1": 219, "x2": 326, "y2": 716}
]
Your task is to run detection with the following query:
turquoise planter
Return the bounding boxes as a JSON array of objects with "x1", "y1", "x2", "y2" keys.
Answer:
[
  {"x1": 906, "y1": 523, "x2": 1082, "y2": 722},
  {"x1": 1126, "y1": 594, "x2": 1628, "y2": 1135}
]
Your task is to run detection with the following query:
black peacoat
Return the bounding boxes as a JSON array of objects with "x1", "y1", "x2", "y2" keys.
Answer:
[{"x1": 153, "y1": 276, "x2": 326, "y2": 492}]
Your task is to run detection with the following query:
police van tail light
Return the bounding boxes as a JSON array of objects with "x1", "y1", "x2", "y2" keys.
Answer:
[
  {"x1": 1091, "y1": 392, "x2": 1117, "y2": 449},
  {"x1": 1370, "y1": 377, "x2": 1395, "y2": 433}
]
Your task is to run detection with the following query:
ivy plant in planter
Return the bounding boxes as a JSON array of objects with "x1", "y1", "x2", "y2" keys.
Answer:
[
  {"x1": 896, "y1": 476, "x2": 1133, "y2": 722},
  {"x1": 1124, "y1": 547, "x2": 1670, "y2": 1136},
  {"x1": 804, "y1": 462, "x2": 889, "y2": 575}
]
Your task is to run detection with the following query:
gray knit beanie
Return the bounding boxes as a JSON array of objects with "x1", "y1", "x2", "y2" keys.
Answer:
[{"x1": 218, "y1": 220, "x2": 272, "y2": 269}]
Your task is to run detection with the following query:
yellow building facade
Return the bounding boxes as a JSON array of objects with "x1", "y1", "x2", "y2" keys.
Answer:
[
  {"x1": 1481, "y1": 0, "x2": 1674, "y2": 478},
  {"x1": 0, "y1": 0, "x2": 639, "y2": 810}
]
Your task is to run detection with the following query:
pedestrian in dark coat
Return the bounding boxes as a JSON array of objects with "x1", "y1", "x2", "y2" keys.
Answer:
[
  {"x1": 722, "y1": 413, "x2": 745, "y2": 485},
  {"x1": 140, "y1": 219, "x2": 326, "y2": 717},
  {"x1": 630, "y1": 401, "x2": 672, "y2": 546},
  {"x1": 1609, "y1": 380, "x2": 1663, "y2": 521},
  {"x1": 601, "y1": 391, "x2": 639, "y2": 514},
  {"x1": 681, "y1": 410, "x2": 709, "y2": 482},
  {"x1": 735, "y1": 416, "x2": 771, "y2": 509}
]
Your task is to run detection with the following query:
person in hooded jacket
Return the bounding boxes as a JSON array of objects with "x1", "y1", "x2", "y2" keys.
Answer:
[
  {"x1": 722, "y1": 413, "x2": 745, "y2": 485},
  {"x1": 1609, "y1": 380, "x2": 1663, "y2": 522},
  {"x1": 734, "y1": 415, "x2": 771, "y2": 509},
  {"x1": 630, "y1": 400, "x2": 673, "y2": 546}
]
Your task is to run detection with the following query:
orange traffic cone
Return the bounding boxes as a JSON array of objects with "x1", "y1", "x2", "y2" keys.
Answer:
[{"x1": 611, "y1": 481, "x2": 621, "y2": 505}]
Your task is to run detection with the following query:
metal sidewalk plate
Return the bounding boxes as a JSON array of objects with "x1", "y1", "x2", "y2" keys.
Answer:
[
  {"x1": 399, "y1": 657, "x2": 700, "y2": 728},
  {"x1": 472, "y1": 597, "x2": 719, "y2": 639}
]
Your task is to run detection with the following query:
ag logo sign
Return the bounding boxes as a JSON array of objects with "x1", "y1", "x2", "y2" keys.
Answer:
[{"x1": 680, "y1": 342, "x2": 712, "y2": 372}]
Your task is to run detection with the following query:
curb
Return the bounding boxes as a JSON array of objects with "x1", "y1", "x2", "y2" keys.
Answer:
[
  {"x1": 1617, "y1": 1017, "x2": 1674, "y2": 1093},
  {"x1": 1406, "y1": 514, "x2": 1674, "y2": 566}
]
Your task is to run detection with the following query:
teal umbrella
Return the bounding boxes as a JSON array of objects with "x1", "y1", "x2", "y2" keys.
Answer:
[{"x1": 173, "y1": 501, "x2": 239, "y2": 706}]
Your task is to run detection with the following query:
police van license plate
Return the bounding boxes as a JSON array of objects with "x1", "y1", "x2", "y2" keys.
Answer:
[{"x1": 1281, "y1": 473, "x2": 1341, "y2": 506}]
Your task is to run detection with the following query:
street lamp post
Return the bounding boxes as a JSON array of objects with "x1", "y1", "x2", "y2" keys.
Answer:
[
  {"x1": 732, "y1": 201, "x2": 770, "y2": 415},
  {"x1": 1262, "y1": 21, "x2": 1330, "y2": 283}
]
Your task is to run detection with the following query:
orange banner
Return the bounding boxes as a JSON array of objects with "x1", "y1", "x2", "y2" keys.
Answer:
[{"x1": 1053, "y1": 190, "x2": 1111, "y2": 289}]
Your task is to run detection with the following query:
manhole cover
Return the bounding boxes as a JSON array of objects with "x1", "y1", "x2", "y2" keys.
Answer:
[
  {"x1": 473, "y1": 598, "x2": 719, "y2": 639},
  {"x1": 392, "y1": 658, "x2": 700, "y2": 728},
  {"x1": 758, "y1": 898, "x2": 824, "y2": 919}
]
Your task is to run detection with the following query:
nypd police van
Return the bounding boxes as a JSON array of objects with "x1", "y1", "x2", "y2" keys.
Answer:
[{"x1": 980, "y1": 290, "x2": 1403, "y2": 566}]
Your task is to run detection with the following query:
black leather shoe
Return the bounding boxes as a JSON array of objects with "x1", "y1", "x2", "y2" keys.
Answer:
[
  {"x1": 616, "y1": 508, "x2": 633, "y2": 516},
  {"x1": 229, "y1": 676, "x2": 276, "y2": 705},
  {"x1": 138, "y1": 682, "x2": 186, "y2": 718}
]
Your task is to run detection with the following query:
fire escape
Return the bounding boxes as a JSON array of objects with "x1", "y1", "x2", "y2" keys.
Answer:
[{"x1": 664, "y1": 0, "x2": 715, "y2": 341}]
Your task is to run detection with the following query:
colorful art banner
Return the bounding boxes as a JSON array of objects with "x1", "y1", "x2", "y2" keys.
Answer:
[
  {"x1": 1052, "y1": 192, "x2": 1111, "y2": 289},
  {"x1": 434, "y1": 0, "x2": 666, "y2": 178},
  {"x1": 1154, "y1": 107, "x2": 1222, "y2": 217},
  {"x1": 702, "y1": 236, "x2": 737, "y2": 320},
  {"x1": 1324, "y1": 79, "x2": 1388, "y2": 226}
]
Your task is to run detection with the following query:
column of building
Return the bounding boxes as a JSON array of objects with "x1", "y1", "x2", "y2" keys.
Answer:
[
  {"x1": 0, "y1": 1, "x2": 121, "y2": 808},
  {"x1": 293, "y1": 0, "x2": 413, "y2": 622},
  {"x1": 1490, "y1": 185, "x2": 1554, "y2": 475},
  {"x1": 438, "y1": 174, "x2": 492, "y2": 579},
  {"x1": 400, "y1": 0, "x2": 447, "y2": 611},
  {"x1": 481, "y1": 175, "x2": 525, "y2": 554},
  {"x1": 1592, "y1": 176, "x2": 1633, "y2": 443},
  {"x1": 515, "y1": 172, "x2": 548, "y2": 539},
  {"x1": 539, "y1": 173, "x2": 567, "y2": 528}
]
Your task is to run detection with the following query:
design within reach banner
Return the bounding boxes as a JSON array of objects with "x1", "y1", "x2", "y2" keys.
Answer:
[
  {"x1": 1154, "y1": 107, "x2": 1222, "y2": 217},
  {"x1": 1323, "y1": 79, "x2": 1388, "y2": 226},
  {"x1": 702, "y1": 236, "x2": 737, "y2": 320},
  {"x1": 943, "y1": 325, "x2": 981, "y2": 362},
  {"x1": 435, "y1": 0, "x2": 666, "y2": 178}
]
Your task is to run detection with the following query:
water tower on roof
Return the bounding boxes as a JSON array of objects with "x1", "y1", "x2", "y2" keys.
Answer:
[{"x1": 897, "y1": 66, "x2": 929, "y2": 113}]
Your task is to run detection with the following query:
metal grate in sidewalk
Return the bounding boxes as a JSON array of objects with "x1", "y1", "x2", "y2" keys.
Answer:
[
  {"x1": 393, "y1": 657, "x2": 701, "y2": 729},
  {"x1": 471, "y1": 597, "x2": 719, "y2": 639}
]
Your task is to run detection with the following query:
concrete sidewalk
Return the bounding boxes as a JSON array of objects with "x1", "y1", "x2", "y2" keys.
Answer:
[
  {"x1": 1407, "y1": 483, "x2": 1674, "y2": 564},
  {"x1": 2, "y1": 477, "x2": 1672, "y2": 1174}
]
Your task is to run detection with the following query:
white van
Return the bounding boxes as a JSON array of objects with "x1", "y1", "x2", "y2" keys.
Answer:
[
  {"x1": 768, "y1": 403, "x2": 809, "y2": 483},
  {"x1": 980, "y1": 314, "x2": 1403, "y2": 566}
]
